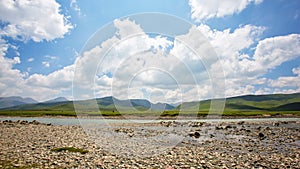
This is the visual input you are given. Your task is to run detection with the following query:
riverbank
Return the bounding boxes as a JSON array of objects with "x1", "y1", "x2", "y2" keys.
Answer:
[
  {"x1": 1, "y1": 109, "x2": 299, "y2": 119},
  {"x1": 1, "y1": 112, "x2": 300, "y2": 120},
  {"x1": 0, "y1": 119, "x2": 299, "y2": 168}
]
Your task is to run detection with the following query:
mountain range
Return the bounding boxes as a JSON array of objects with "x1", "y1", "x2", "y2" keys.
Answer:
[
  {"x1": 0, "y1": 97, "x2": 68, "y2": 109},
  {"x1": 0, "y1": 93, "x2": 300, "y2": 112},
  {"x1": 0, "y1": 96, "x2": 38, "y2": 109},
  {"x1": 179, "y1": 93, "x2": 300, "y2": 112},
  {"x1": 0, "y1": 96, "x2": 175, "y2": 111}
]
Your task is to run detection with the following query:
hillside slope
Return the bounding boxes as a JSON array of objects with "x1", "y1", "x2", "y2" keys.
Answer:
[
  {"x1": 0, "y1": 96, "x2": 38, "y2": 109},
  {"x1": 1, "y1": 93, "x2": 299, "y2": 115},
  {"x1": 0, "y1": 96, "x2": 175, "y2": 112},
  {"x1": 177, "y1": 93, "x2": 300, "y2": 112}
]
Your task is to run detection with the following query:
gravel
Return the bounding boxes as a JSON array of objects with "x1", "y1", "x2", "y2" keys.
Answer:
[{"x1": 0, "y1": 119, "x2": 299, "y2": 168}]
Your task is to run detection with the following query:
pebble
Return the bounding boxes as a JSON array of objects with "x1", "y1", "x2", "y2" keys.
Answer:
[{"x1": 0, "y1": 120, "x2": 299, "y2": 168}]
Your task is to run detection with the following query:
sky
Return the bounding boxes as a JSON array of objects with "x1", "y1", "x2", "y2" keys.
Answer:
[{"x1": 0, "y1": 0, "x2": 300, "y2": 103}]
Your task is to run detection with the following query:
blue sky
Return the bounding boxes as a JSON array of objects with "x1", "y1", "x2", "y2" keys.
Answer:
[{"x1": 0, "y1": 0, "x2": 300, "y2": 102}]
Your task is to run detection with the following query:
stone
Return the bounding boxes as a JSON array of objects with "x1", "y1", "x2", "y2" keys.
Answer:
[
  {"x1": 188, "y1": 131, "x2": 200, "y2": 138},
  {"x1": 0, "y1": 119, "x2": 299, "y2": 168},
  {"x1": 258, "y1": 132, "x2": 265, "y2": 139}
]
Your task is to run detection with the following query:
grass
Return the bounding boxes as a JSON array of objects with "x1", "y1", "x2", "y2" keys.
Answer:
[
  {"x1": 51, "y1": 147, "x2": 89, "y2": 154},
  {"x1": 0, "y1": 110, "x2": 76, "y2": 117},
  {"x1": 1, "y1": 109, "x2": 299, "y2": 117},
  {"x1": 0, "y1": 160, "x2": 39, "y2": 169},
  {"x1": 160, "y1": 110, "x2": 300, "y2": 117},
  {"x1": 221, "y1": 111, "x2": 300, "y2": 116},
  {"x1": 1, "y1": 93, "x2": 299, "y2": 117}
]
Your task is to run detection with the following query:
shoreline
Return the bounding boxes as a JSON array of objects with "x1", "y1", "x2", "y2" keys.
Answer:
[{"x1": 1, "y1": 113, "x2": 299, "y2": 120}]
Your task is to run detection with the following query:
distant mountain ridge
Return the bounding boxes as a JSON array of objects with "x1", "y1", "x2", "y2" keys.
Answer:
[
  {"x1": 0, "y1": 96, "x2": 38, "y2": 109},
  {"x1": 1, "y1": 93, "x2": 300, "y2": 112},
  {"x1": 177, "y1": 93, "x2": 300, "y2": 112},
  {"x1": 44, "y1": 97, "x2": 68, "y2": 103},
  {"x1": 0, "y1": 96, "x2": 175, "y2": 111},
  {"x1": 0, "y1": 96, "x2": 68, "y2": 109},
  {"x1": 95, "y1": 96, "x2": 175, "y2": 111}
]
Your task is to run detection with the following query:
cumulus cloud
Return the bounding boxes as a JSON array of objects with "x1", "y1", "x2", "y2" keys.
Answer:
[
  {"x1": 75, "y1": 18, "x2": 173, "y2": 86},
  {"x1": 193, "y1": 24, "x2": 300, "y2": 97},
  {"x1": 73, "y1": 18, "x2": 179, "y2": 101},
  {"x1": 74, "y1": 18, "x2": 300, "y2": 102},
  {"x1": 0, "y1": 48, "x2": 74, "y2": 100},
  {"x1": 197, "y1": 24, "x2": 265, "y2": 77},
  {"x1": 268, "y1": 67, "x2": 300, "y2": 93},
  {"x1": 0, "y1": 0, "x2": 74, "y2": 101},
  {"x1": 72, "y1": 19, "x2": 224, "y2": 103},
  {"x1": 168, "y1": 24, "x2": 266, "y2": 98},
  {"x1": 0, "y1": 53, "x2": 25, "y2": 97},
  {"x1": 189, "y1": 0, "x2": 263, "y2": 21},
  {"x1": 1, "y1": 14, "x2": 299, "y2": 102},
  {"x1": 253, "y1": 34, "x2": 300, "y2": 72},
  {"x1": 26, "y1": 65, "x2": 74, "y2": 89},
  {"x1": 198, "y1": 24, "x2": 264, "y2": 59},
  {"x1": 0, "y1": 0, "x2": 73, "y2": 42}
]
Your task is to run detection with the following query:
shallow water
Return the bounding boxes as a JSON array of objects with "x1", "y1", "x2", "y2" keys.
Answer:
[{"x1": 0, "y1": 116, "x2": 299, "y2": 126}]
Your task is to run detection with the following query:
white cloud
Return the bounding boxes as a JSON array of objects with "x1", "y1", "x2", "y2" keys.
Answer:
[
  {"x1": 45, "y1": 55, "x2": 58, "y2": 60},
  {"x1": 114, "y1": 18, "x2": 145, "y2": 39},
  {"x1": 180, "y1": 23, "x2": 300, "y2": 98},
  {"x1": 189, "y1": 0, "x2": 263, "y2": 21},
  {"x1": 0, "y1": 39, "x2": 9, "y2": 57},
  {"x1": 27, "y1": 57, "x2": 34, "y2": 62},
  {"x1": 198, "y1": 24, "x2": 264, "y2": 59},
  {"x1": 84, "y1": 18, "x2": 300, "y2": 101},
  {"x1": 70, "y1": 0, "x2": 82, "y2": 16},
  {"x1": 268, "y1": 67, "x2": 300, "y2": 92},
  {"x1": 169, "y1": 24, "x2": 263, "y2": 98},
  {"x1": 82, "y1": 20, "x2": 225, "y2": 102},
  {"x1": 13, "y1": 57, "x2": 21, "y2": 64},
  {"x1": 0, "y1": 0, "x2": 73, "y2": 42},
  {"x1": 74, "y1": 18, "x2": 178, "y2": 101},
  {"x1": 0, "y1": 15, "x2": 299, "y2": 102},
  {"x1": 26, "y1": 65, "x2": 74, "y2": 89},
  {"x1": 74, "y1": 18, "x2": 173, "y2": 85},
  {"x1": 0, "y1": 53, "x2": 26, "y2": 97},
  {"x1": 74, "y1": 18, "x2": 300, "y2": 102},
  {"x1": 42, "y1": 61, "x2": 50, "y2": 68},
  {"x1": 0, "y1": 0, "x2": 74, "y2": 101},
  {"x1": 253, "y1": 34, "x2": 300, "y2": 72},
  {"x1": 292, "y1": 67, "x2": 300, "y2": 75},
  {"x1": 0, "y1": 47, "x2": 74, "y2": 100},
  {"x1": 197, "y1": 24, "x2": 265, "y2": 77}
]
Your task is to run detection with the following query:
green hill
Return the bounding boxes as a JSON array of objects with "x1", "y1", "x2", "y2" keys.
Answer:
[
  {"x1": 0, "y1": 93, "x2": 299, "y2": 117},
  {"x1": 177, "y1": 93, "x2": 300, "y2": 113},
  {"x1": 0, "y1": 96, "x2": 175, "y2": 116}
]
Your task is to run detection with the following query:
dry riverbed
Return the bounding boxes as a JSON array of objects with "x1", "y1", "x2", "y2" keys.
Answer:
[{"x1": 0, "y1": 119, "x2": 299, "y2": 168}]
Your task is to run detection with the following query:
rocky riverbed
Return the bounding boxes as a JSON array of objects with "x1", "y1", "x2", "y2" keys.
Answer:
[{"x1": 0, "y1": 119, "x2": 299, "y2": 168}]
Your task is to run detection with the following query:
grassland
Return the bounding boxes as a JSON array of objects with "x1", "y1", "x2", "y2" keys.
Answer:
[
  {"x1": 161, "y1": 110, "x2": 300, "y2": 117},
  {"x1": 1, "y1": 93, "x2": 300, "y2": 117},
  {"x1": 0, "y1": 110, "x2": 76, "y2": 117},
  {"x1": 1, "y1": 109, "x2": 299, "y2": 117}
]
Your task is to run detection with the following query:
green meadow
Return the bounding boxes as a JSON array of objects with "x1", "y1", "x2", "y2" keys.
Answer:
[
  {"x1": 0, "y1": 109, "x2": 299, "y2": 117},
  {"x1": 0, "y1": 93, "x2": 300, "y2": 117}
]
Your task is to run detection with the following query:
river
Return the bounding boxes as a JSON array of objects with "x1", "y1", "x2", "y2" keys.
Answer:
[{"x1": 0, "y1": 116, "x2": 299, "y2": 126}]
